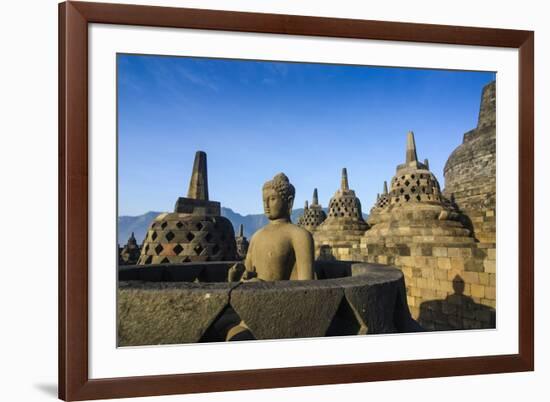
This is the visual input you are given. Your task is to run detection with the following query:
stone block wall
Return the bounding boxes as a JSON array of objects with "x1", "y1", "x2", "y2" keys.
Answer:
[
  {"x1": 315, "y1": 230, "x2": 366, "y2": 261},
  {"x1": 352, "y1": 241, "x2": 496, "y2": 330},
  {"x1": 463, "y1": 209, "x2": 496, "y2": 244},
  {"x1": 314, "y1": 219, "x2": 368, "y2": 261}
]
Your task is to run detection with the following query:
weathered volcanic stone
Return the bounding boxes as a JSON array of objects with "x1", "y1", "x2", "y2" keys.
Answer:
[
  {"x1": 339, "y1": 264, "x2": 417, "y2": 333},
  {"x1": 118, "y1": 262, "x2": 421, "y2": 345},
  {"x1": 118, "y1": 281, "x2": 236, "y2": 346},
  {"x1": 230, "y1": 280, "x2": 344, "y2": 340},
  {"x1": 443, "y1": 80, "x2": 496, "y2": 243}
]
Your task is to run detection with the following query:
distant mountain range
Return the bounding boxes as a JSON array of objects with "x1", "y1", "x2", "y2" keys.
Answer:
[
  {"x1": 118, "y1": 211, "x2": 161, "y2": 244},
  {"x1": 118, "y1": 207, "x2": 367, "y2": 245}
]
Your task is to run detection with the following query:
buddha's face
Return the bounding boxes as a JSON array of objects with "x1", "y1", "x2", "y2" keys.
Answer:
[{"x1": 263, "y1": 188, "x2": 289, "y2": 220}]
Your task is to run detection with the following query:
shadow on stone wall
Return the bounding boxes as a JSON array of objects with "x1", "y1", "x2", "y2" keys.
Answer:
[
  {"x1": 447, "y1": 193, "x2": 478, "y2": 242},
  {"x1": 417, "y1": 275, "x2": 495, "y2": 331},
  {"x1": 318, "y1": 245, "x2": 336, "y2": 261}
]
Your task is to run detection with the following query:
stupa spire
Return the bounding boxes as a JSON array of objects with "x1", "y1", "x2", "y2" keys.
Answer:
[
  {"x1": 383, "y1": 181, "x2": 388, "y2": 195},
  {"x1": 312, "y1": 188, "x2": 319, "y2": 206},
  {"x1": 187, "y1": 151, "x2": 209, "y2": 200},
  {"x1": 238, "y1": 223, "x2": 244, "y2": 237},
  {"x1": 406, "y1": 131, "x2": 418, "y2": 164},
  {"x1": 304, "y1": 200, "x2": 309, "y2": 210},
  {"x1": 341, "y1": 168, "x2": 349, "y2": 191},
  {"x1": 424, "y1": 158, "x2": 430, "y2": 170}
]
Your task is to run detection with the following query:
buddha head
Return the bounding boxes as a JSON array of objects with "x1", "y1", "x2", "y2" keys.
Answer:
[{"x1": 262, "y1": 173, "x2": 295, "y2": 220}]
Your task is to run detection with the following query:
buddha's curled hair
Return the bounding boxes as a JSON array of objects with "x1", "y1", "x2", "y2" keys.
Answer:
[{"x1": 263, "y1": 173, "x2": 295, "y2": 202}]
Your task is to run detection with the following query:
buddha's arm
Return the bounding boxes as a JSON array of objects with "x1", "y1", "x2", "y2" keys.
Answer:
[{"x1": 293, "y1": 230, "x2": 314, "y2": 280}]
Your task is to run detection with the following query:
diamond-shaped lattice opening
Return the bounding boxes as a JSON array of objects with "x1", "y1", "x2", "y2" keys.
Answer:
[
  {"x1": 160, "y1": 257, "x2": 170, "y2": 264},
  {"x1": 205, "y1": 233, "x2": 213, "y2": 242},
  {"x1": 196, "y1": 222, "x2": 204, "y2": 231},
  {"x1": 161, "y1": 221, "x2": 168, "y2": 229},
  {"x1": 173, "y1": 244, "x2": 183, "y2": 255},
  {"x1": 404, "y1": 194, "x2": 411, "y2": 202},
  {"x1": 165, "y1": 231, "x2": 175, "y2": 241},
  {"x1": 186, "y1": 232, "x2": 195, "y2": 242},
  {"x1": 326, "y1": 298, "x2": 362, "y2": 336},
  {"x1": 404, "y1": 180, "x2": 410, "y2": 186},
  {"x1": 144, "y1": 245, "x2": 149, "y2": 253},
  {"x1": 151, "y1": 232, "x2": 158, "y2": 241},
  {"x1": 416, "y1": 195, "x2": 422, "y2": 201},
  {"x1": 400, "y1": 188, "x2": 404, "y2": 194},
  {"x1": 151, "y1": 223, "x2": 156, "y2": 229},
  {"x1": 410, "y1": 186, "x2": 416, "y2": 193},
  {"x1": 176, "y1": 221, "x2": 184, "y2": 229},
  {"x1": 194, "y1": 244, "x2": 204, "y2": 255},
  {"x1": 411, "y1": 174, "x2": 415, "y2": 179},
  {"x1": 154, "y1": 244, "x2": 164, "y2": 255}
]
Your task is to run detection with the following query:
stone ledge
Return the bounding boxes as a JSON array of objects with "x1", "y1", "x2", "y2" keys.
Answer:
[{"x1": 118, "y1": 262, "x2": 422, "y2": 345}]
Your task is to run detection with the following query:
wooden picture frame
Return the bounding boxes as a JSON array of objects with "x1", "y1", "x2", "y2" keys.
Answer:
[{"x1": 59, "y1": 1, "x2": 534, "y2": 400}]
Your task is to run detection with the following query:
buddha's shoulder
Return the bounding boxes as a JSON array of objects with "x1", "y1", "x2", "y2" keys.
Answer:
[
  {"x1": 287, "y1": 223, "x2": 313, "y2": 239},
  {"x1": 249, "y1": 225, "x2": 273, "y2": 242},
  {"x1": 250, "y1": 223, "x2": 310, "y2": 239},
  {"x1": 249, "y1": 226, "x2": 266, "y2": 240}
]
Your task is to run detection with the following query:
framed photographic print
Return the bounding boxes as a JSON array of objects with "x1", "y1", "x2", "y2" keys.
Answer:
[{"x1": 59, "y1": 1, "x2": 534, "y2": 400}]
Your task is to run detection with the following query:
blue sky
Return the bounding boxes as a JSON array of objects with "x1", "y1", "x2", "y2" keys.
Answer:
[{"x1": 118, "y1": 54, "x2": 495, "y2": 216}]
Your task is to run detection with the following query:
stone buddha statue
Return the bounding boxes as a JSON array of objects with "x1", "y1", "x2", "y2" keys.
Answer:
[{"x1": 244, "y1": 173, "x2": 314, "y2": 281}]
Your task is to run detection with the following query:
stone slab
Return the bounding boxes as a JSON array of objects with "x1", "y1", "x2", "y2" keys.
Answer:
[
  {"x1": 230, "y1": 280, "x2": 344, "y2": 340},
  {"x1": 118, "y1": 281, "x2": 236, "y2": 346}
]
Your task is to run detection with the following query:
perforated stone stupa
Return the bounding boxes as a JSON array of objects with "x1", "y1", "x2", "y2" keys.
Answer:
[
  {"x1": 314, "y1": 169, "x2": 368, "y2": 260},
  {"x1": 369, "y1": 181, "x2": 390, "y2": 215},
  {"x1": 363, "y1": 131, "x2": 471, "y2": 244},
  {"x1": 357, "y1": 131, "x2": 495, "y2": 330},
  {"x1": 119, "y1": 232, "x2": 141, "y2": 266},
  {"x1": 297, "y1": 188, "x2": 327, "y2": 232},
  {"x1": 137, "y1": 151, "x2": 237, "y2": 265}
]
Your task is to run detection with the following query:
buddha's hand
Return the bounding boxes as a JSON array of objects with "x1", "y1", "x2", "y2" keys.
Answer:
[{"x1": 241, "y1": 269, "x2": 261, "y2": 282}]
